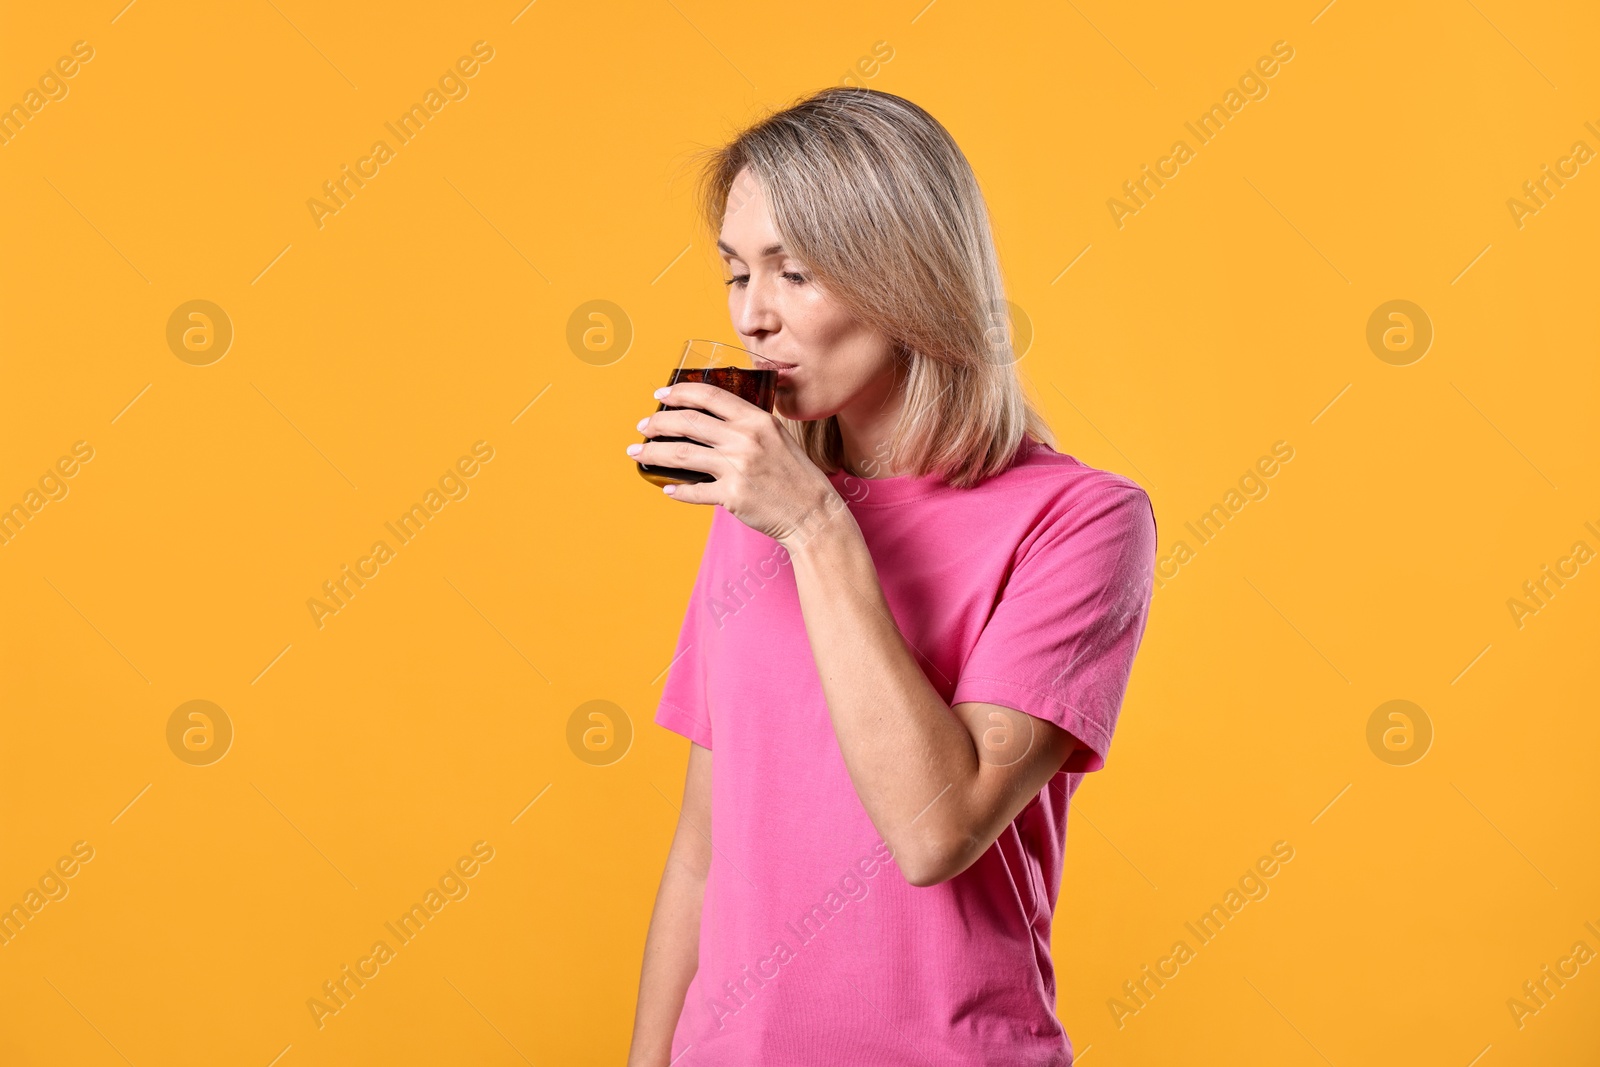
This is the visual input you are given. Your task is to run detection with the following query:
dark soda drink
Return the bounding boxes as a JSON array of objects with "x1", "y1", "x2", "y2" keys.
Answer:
[{"x1": 636, "y1": 366, "x2": 778, "y2": 487}]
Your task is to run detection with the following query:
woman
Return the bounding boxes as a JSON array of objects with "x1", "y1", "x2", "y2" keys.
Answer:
[{"x1": 626, "y1": 87, "x2": 1157, "y2": 1066}]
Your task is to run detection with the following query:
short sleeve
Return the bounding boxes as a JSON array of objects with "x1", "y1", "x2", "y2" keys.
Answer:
[
  {"x1": 655, "y1": 513, "x2": 718, "y2": 750},
  {"x1": 950, "y1": 485, "x2": 1156, "y2": 774}
]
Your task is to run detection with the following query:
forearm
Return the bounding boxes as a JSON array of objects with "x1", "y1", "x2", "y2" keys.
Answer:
[
  {"x1": 628, "y1": 851, "x2": 706, "y2": 1066},
  {"x1": 783, "y1": 504, "x2": 982, "y2": 885}
]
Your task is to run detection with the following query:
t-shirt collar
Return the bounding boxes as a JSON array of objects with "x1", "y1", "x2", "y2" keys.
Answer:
[{"x1": 825, "y1": 465, "x2": 948, "y2": 506}]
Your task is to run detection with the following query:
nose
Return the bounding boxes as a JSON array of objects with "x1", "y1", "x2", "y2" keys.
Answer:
[{"x1": 733, "y1": 270, "x2": 781, "y2": 341}]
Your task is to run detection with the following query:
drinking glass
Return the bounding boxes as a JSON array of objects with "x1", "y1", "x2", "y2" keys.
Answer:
[{"x1": 636, "y1": 339, "x2": 779, "y2": 488}]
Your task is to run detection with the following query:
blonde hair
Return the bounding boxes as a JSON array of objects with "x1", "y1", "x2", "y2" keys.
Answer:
[{"x1": 683, "y1": 86, "x2": 1055, "y2": 489}]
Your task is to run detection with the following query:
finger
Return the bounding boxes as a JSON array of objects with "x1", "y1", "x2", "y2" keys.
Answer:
[
  {"x1": 655, "y1": 381, "x2": 753, "y2": 422},
  {"x1": 661, "y1": 478, "x2": 716, "y2": 504},
  {"x1": 633, "y1": 437, "x2": 726, "y2": 477},
  {"x1": 640, "y1": 406, "x2": 735, "y2": 447}
]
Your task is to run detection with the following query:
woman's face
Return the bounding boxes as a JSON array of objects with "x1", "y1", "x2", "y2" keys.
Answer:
[{"x1": 718, "y1": 168, "x2": 900, "y2": 422}]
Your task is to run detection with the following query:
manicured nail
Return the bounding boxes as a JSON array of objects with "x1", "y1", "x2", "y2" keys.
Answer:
[
  {"x1": 626, "y1": 443, "x2": 642, "y2": 456},
  {"x1": 635, "y1": 417, "x2": 649, "y2": 431},
  {"x1": 663, "y1": 484, "x2": 676, "y2": 495},
  {"x1": 653, "y1": 387, "x2": 670, "y2": 399}
]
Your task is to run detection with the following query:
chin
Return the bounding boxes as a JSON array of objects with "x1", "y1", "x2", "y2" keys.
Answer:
[
  {"x1": 777, "y1": 398, "x2": 838, "y2": 423},
  {"x1": 775, "y1": 380, "x2": 845, "y2": 420}
]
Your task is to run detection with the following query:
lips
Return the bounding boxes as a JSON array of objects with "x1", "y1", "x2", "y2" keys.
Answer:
[{"x1": 755, "y1": 357, "x2": 796, "y2": 370}]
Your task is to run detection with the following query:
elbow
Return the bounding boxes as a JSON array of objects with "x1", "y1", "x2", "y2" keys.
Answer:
[
  {"x1": 896, "y1": 835, "x2": 974, "y2": 889},
  {"x1": 904, "y1": 864, "x2": 954, "y2": 889}
]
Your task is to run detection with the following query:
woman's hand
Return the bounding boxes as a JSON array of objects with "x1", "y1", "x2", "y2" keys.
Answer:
[{"x1": 627, "y1": 381, "x2": 839, "y2": 546}]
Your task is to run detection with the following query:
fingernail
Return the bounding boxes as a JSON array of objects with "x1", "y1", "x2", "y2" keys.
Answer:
[
  {"x1": 636, "y1": 417, "x2": 649, "y2": 431},
  {"x1": 626, "y1": 443, "x2": 642, "y2": 456},
  {"x1": 653, "y1": 387, "x2": 670, "y2": 399}
]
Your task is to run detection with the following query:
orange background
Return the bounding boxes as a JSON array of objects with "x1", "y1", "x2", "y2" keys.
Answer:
[{"x1": 1, "y1": 1, "x2": 1596, "y2": 1063}]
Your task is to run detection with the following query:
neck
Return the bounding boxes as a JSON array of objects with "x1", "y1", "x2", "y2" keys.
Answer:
[{"x1": 835, "y1": 365, "x2": 906, "y2": 479}]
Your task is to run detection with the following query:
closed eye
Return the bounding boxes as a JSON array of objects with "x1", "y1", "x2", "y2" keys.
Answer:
[{"x1": 723, "y1": 272, "x2": 808, "y2": 287}]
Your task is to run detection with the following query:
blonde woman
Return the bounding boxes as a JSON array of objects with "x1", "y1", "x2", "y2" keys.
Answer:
[{"x1": 627, "y1": 86, "x2": 1157, "y2": 1066}]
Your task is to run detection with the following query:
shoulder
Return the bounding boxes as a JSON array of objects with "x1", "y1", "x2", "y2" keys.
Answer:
[
  {"x1": 976, "y1": 443, "x2": 1156, "y2": 586},
  {"x1": 999, "y1": 439, "x2": 1153, "y2": 526}
]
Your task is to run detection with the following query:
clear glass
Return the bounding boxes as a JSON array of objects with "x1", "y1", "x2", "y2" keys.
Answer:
[{"x1": 636, "y1": 339, "x2": 779, "y2": 488}]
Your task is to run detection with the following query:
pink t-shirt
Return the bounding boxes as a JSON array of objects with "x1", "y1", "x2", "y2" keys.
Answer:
[{"x1": 654, "y1": 436, "x2": 1157, "y2": 1065}]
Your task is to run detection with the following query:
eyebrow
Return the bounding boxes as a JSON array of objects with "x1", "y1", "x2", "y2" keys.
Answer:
[{"x1": 717, "y1": 240, "x2": 786, "y2": 258}]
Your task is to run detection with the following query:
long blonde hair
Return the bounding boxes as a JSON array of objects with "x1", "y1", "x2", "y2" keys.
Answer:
[{"x1": 683, "y1": 86, "x2": 1055, "y2": 489}]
